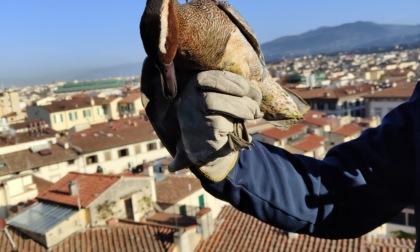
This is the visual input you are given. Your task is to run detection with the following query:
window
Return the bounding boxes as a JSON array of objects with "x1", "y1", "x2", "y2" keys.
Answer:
[
  {"x1": 32, "y1": 167, "x2": 40, "y2": 172},
  {"x1": 53, "y1": 114, "x2": 63, "y2": 123},
  {"x1": 86, "y1": 155, "x2": 98, "y2": 164},
  {"x1": 67, "y1": 159, "x2": 75, "y2": 165},
  {"x1": 199, "y1": 194, "x2": 205, "y2": 207},
  {"x1": 83, "y1": 110, "x2": 91, "y2": 118},
  {"x1": 118, "y1": 148, "x2": 129, "y2": 157},
  {"x1": 104, "y1": 151, "x2": 112, "y2": 161},
  {"x1": 97, "y1": 107, "x2": 104, "y2": 116},
  {"x1": 147, "y1": 142, "x2": 158, "y2": 151},
  {"x1": 373, "y1": 107, "x2": 382, "y2": 117},
  {"x1": 134, "y1": 145, "x2": 141, "y2": 154},
  {"x1": 159, "y1": 141, "x2": 165, "y2": 149},
  {"x1": 68, "y1": 111, "x2": 78, "y2": 121}
]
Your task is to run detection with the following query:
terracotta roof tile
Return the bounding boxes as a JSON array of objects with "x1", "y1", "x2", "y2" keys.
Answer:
[
  {"x1": 155, "y1": 175, "x2": 202, "y2": 209},
  {"x1": 0, "y1": 144, "x2": 78, "y2": 176},
  {"x1": 332, "y1": 124, "x2": 363, "y2": 136},
  {"x1": 1, "y1": 222, "x2": 177, "y2": 252},
  {"x1": 294, "y1": 84, "x2": 373, "y2": 100},
  {"x1": 118, "y1": 93, "x2": 141, "y2": 104},
  {"x1": 291, "y1": 134, "x2": 325, "y2": 152},
  {"x1": 0, "y1": 130, "x2": 56, "y2": 148},
  {"x1": 364, "y1": 82, "x2": 416, "y2": 99},
  {"x1": 42, "y1": 96, "x2": 109, "y2": 113},
  {"x1": 260, "y1": 123, "x2": 307, "y2": 140},
  {"x1": 303, "y1": 110, "x2": 339, "y2": 127},
  {"x1": 60, "y1": 117, "x2": 159, "y2": 153},
  {"x1": 37, "y1": 172, "x2": 121, "y2": 208},
  {"x1": 195, "y1": 206, "x2": 416, "y2": 252}
]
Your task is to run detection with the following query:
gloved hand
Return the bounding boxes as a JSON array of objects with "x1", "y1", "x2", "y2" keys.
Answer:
[{"x1": 141, "y1": 57, "x2": 263, "y2": 181}]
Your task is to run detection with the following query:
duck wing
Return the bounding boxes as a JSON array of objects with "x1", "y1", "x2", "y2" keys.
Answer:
[{"x1": 216, "y1": 1, "x2": 266, "y2": 69}]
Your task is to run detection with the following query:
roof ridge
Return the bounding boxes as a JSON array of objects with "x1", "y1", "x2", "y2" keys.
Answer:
[{"x1": 68, "y1": 171, "x2": 122, "y2": 179}]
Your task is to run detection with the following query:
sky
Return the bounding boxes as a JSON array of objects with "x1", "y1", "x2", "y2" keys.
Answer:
[{"x1": 2, "y1": 0, "x2": 420, "y2": 86}]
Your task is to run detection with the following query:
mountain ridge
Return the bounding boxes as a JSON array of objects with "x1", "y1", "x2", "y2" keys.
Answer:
[{"x1": 261, "y1": 21, "x2": 420, "y2": 61}]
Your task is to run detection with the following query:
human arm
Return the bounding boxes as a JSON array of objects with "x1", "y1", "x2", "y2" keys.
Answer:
[{"x1": 191, "y1": 83, "x2": 419, "y2": 238}]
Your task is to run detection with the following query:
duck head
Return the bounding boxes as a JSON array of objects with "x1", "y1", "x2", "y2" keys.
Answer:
[{"x1": 141, "y1": 0, "x2": 179, "y2": 99}]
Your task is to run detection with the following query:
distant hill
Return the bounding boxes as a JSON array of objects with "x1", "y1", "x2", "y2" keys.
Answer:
[{"x1": 261, "y1": 21, "x2": 420, "y2": 62}]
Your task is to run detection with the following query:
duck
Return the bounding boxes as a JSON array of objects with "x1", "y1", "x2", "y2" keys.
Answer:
[{"x1": 140, "y1": 0, "x2": 310, "y2": 128}]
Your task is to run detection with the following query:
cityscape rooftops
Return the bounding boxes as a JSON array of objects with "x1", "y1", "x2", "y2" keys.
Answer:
[
  {"x1": 40, "y1": 96, "x2": 109, "y2": 113},
  {"x1": 155, "y1": 175, "x2": 202, "y2": 210},
  {"x1": 37, "y1": 172, "x2": 121, "y2": 208},
  {"x1": 364, "y1": 82, "x2": 417, "y2": 99},
  {"x1": 259, "y1": 123, "x2": 308, "y2": 140},
  {"x1": 0, "y1": 144, "x2": 78, "y2": 176},
  {"x1": 60, "y1": 117, "x2": 158, "y2": 153}
]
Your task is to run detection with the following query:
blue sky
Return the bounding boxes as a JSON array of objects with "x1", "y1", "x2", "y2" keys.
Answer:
[{"x1": 2, "y1": 0, "x2": 420, "y2": 86}]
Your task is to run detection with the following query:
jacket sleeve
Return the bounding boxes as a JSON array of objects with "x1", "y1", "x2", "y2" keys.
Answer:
[{"x1": 191, "y1": 83, "x2": 419, "y2": 239}]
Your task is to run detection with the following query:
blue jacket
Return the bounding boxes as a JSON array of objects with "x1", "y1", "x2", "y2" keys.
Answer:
[{"x1": 192, "y1": 82, "x2": 420, "y2": 250}]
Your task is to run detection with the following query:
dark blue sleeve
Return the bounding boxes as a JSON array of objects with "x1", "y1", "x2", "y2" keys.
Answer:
[{"x1": 192, "y1": 83, "x2": 419, "y2": 239}]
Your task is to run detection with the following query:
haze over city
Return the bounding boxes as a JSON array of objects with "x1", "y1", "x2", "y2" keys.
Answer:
[{"x1": 2, "y1": 0, "x2": 420, "y2": 86}]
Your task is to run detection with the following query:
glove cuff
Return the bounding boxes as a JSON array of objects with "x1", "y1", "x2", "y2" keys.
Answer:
[{"x1": 197, "y1": 152, "x2": 238, "y2": 182}]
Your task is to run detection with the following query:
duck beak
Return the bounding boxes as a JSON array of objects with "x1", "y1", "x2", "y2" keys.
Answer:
[{"x1": 160, "y1": 62, "x2": 177, "y2": 99}]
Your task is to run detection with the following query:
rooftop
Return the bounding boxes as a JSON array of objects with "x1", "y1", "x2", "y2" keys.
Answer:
[
  {"x1": 37, "y1": 172, "x2": 121, "y2": 208},
  {"x1": 291, "y1": 134, "x2": 326, "y2": 152},
  {"x1": 0, "y1": 144, "x2": 78, "y2": 176},
  {"x1": 332, "y1": 124, "x2": 363, "y2": 136},
  {"x1": 1, "y1": 221, "x2": 177, "y2": 251},
  {"x1": 40, "y1": 96, "x2": 110, "y2": 113},
  {"x1": 364, "y1": 82, "x2": 416, "y2": 99},
  {"x1": 260, "y1": 123, "x2": 307, "y2": 140},
  {"x1": 7, "y1": 203, "x2": 77, "y2": 235},
  {"x1": 60, "y1": 117, "x2": 158, "y2": 153},
  {"x1": 118, "y1": 91, "x2": 141, "y2": 104},
  {"x1": 293, "y1": 83, "x2": 373, "y2": 100},
  {"x1": 155, "y1": 175, "x2": 202, "y2": 210},
  {"x1": 55, "y1": 79, "x2": 126, "y2": 93},
  {"x1": 195, "y1": 205, "x2": 416, "y2": 252}
]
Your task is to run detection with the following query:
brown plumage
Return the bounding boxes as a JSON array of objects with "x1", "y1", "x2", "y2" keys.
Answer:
[{"x1": 140, "y1": 0, "x2": 309, "y2": 128}]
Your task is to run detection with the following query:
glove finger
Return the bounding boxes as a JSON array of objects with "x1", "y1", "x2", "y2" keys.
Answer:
[
  {"x1": 196, "y1": 70, "x2": 250, "y2": 97},
  {"x1": 247, "y1": 81, "x2": 263, "y2": 104},
  {"x1": 204, "y1": 92, "x2": 264, "y2": 120}
]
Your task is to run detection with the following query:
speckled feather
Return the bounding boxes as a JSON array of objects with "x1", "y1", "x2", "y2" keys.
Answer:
[{"x1": 142, "y1": 0, "x2": 309, "y2": 127}]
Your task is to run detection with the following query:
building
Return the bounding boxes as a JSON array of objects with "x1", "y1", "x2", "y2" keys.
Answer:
[
  {"x1": 329, "y1": 123, "x2": 363, "y2": 146},
  {"x1": 155, "y1": 174, "x2": 227, "y2": 220},
  {"x1": 27, "y1": 92, "x2": 144, "y2": 132},
  {"x1": 27, "y1": 96, "x2": 111, "y2": 132},
  {"x1": 253, "y1": 123, "x2": 308, "y2": 148},
  {"x1": 293, "y1": 84, "x2": 373, "y2": 117},
  {"x1": 364, "y1": 82, "x2": 416, "y2": 118},
  {"x1": 0, "y1": 174, "x2": 46, "y2": 218},
  {"x1": 287, "y1": 134, "x2": 326, "y2": 159},
  {"x1": 58, "y1": 117, "x2": 169, "y2": 175},
  {"x1": 0, "y1": 90, "x2": 25, "y2": 123},
  {"x1": 7, "y1": 172, "x2": 155, "y2": 248}
]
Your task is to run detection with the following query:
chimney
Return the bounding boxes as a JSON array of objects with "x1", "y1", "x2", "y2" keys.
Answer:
[
  {"x1": 90, "y1": 97, "x2": 95, "y2": 106},
  {"x1": 68, "y1": 181, "x2": 79, "y2": 196}
]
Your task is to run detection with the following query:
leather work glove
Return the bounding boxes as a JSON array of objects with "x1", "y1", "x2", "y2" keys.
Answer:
[{"x1": 141, "y1": 57, "x2": 263, "y2": 182}]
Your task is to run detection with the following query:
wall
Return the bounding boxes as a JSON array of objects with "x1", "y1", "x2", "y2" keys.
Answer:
[
  {"x1": 366, "y1": 99, "x2": 406, "y2": 119},
  {"x1": 88, "y1": 177, "x2": 152, "y2": 226},
  {"x1": 27, "y1": 106, "x2": 51, "y2": 126},
  {"x1": 79, "y1": 139, "x2": 169, "y2": 175},
  {"x1": 45, "y1": 210, "x2": 85, "y2": 248},
  {"x1": 0, "y1": 175, "x2": 38, "y2": 218}
]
